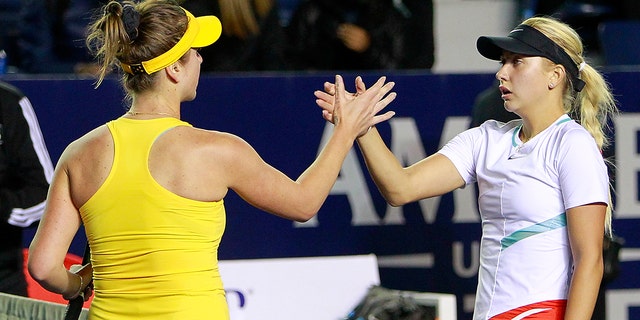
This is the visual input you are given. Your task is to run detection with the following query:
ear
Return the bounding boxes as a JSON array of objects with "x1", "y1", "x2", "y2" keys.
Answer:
[
  {"x1": 548, "y1": 64, "x2": 565, "y2": 90},
  {"x1": 165, "y1": 62, "x2": 181, "y2": 83}
]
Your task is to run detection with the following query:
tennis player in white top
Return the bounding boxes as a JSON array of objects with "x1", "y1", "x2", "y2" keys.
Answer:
[{"x1": 315, "y1": 16, "x2": 617, "y2": 320}]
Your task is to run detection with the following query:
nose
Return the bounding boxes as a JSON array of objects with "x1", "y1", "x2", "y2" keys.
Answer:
[{"x1": 495, "y1": 65, "x2": 507, "y2": 82}]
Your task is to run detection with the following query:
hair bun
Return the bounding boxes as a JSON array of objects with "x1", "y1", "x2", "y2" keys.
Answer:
[{"x1": 104, "y1": 1, "x2": 122, "y2": 16}]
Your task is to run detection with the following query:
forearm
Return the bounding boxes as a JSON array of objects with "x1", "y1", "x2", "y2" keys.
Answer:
[
  {"x1": 30, "y1": 264, "x2": 83, "y2": 299},
  {"x1": 564, "y1": 257, "x2": 603, "y2": 319},
  {"x1": 356, "y1": 127, "x2": 408, "y2": 206},
  {"x1": 294, "y1": 126, "x2": 355, "y2": 217}
]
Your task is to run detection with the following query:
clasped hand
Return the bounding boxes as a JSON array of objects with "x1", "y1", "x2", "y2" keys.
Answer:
[{"x1": 314, "y1": 75, "x2": 396, "y2": 137}]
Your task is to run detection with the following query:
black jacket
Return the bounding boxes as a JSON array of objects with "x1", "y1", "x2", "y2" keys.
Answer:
[{"x1": 0, "y1": 81, "x2": 53, "y2": 296}]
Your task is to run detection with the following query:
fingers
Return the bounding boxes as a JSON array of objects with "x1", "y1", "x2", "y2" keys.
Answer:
[
  {"x1": 355, "y1": 76, "x2": 366, "y2": 95},
  {"x1": 83, "y1": 285, "x2": 94, "y2": 301},
  {"x1": 323, "y1": 81, "x2": 335, "y2": 96},
  {"x1": 372, "y1": 89, "x2": 397, "y2": 115},
  {"x1": 316, "y1": 75, "x2": 396, "y2": 128},
  {"x1": 333, "y1": 74, "x2": 345, "y2": 110},
  {"x1": 322, "y1": 110, "x2": 333, "y2": 122},
  {"x1": 315, "y1": 90, "x2": 334, "y2": 111},
  {"x1": 372, "y1": 111, "x2": 396, "y2": 126}
]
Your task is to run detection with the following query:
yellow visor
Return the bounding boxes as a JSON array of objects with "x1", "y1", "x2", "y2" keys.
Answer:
[{"x1": 121, "y1": 8, "x2": 222, "y2": 75}]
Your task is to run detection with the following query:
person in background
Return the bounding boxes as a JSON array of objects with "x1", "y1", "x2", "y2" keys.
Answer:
[
  {"x1": 470, "y1": 81, "x2": 519, "y2": 128},
  {"x1": 0, "y1": 80, "x2": 54, "y2": 296},
  {"x1": 317, "y1": 16, "x2": 616, "y2": 319},
  {"x1": 180, "y1": 0, "x2": 289, "y2": 72},
  {"x1": 26, "y1": 0, "x2": 396, "y2": 318},
  {"x1": 286, "y1": 0, "x2": 434, "y2": 71},
  {"x1": 16, "y1": 0, "x2": 100, "y2": 74}
]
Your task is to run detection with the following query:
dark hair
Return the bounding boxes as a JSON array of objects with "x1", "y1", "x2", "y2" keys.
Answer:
[{"x1": 86, "y1": 0, "x2": 189, "y2": 94}]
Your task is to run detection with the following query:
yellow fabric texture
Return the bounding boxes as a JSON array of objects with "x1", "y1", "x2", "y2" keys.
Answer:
[{"x1": 80, "y1": 117, "x2": 228, "y2": 319}]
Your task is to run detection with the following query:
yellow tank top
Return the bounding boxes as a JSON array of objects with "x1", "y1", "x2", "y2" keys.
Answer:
[{"x1": 80, "y1": 117, "x2": 228, "y2": 319}]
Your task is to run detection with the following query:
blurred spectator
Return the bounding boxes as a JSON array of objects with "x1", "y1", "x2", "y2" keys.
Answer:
[
  {"x1": 470, "y1": 81, "x2": 518, "y2": 128},
  {"x1": 180, "y1": 0, "x2": 289, "y2": 72},
  {"x1": 0, "y1": 81, "x2": 54, "y2": 296},
  {"x1": 18, "y1": 0, "x2": 100, "y2": 74},
  {"x1": 519, "y1": 0, "x2": 640, "y2": 63},
  {"x1": 0, "y1": 0, "x2": 22, "y2": 73},
  {"x1": 286, "y1": 0, "x2": 434, "y2": 71},
  {"x1": 0, "y1": 0, "x2": 100, "y2": 74}
]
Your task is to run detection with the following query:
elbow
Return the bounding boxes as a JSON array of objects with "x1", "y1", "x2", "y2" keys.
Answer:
[
  {"x1": 573, "y1": 252, "x2": 604, "y2": 278},
  {"x1": 383, "y1": 192, "x2": 411, "y2": 207},
  {"x1": 292, "y1": 208, "x2": 319, "y2": 223},
  {"x1": 27, "y1": 252, "x2": 56, "y2": 286},
  {"x1": 386, "y1": 197, "x2": 407, "y2": 207},
  {"x1": 27, "y1": 259, "x2": 50, "y2": 285}
]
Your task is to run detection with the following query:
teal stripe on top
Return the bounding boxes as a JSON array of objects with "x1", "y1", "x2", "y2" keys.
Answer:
[
  {"x1": 511, "y1": 116, "x2": 572, "y2": 147},
  {"x1": 501, "y1": 213, "x2": 567, "y2": 250}
]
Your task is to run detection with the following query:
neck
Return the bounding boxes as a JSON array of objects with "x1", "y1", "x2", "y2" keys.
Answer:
[
  {"x1": 128, "y1": 93, "x2": 181, "y2": 118},
  {"x1": 520, "y1": 111, "x2": 564, "y2": 142}
]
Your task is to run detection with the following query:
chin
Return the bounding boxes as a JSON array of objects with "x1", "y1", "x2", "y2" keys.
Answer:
[{"x1": 503, "y1": 102, "x2": 516, "y2": 113}]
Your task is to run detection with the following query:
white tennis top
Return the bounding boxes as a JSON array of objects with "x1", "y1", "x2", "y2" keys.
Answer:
[{"x1": 438, "y1": 114, "x2": 609, "y2": 319}]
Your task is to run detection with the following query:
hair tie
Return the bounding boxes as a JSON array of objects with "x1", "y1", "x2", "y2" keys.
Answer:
[
  {"x1": 578, "y1": 61, "x2": 587, "y2": 72},
  {"x1": 122, "y1": 4, "x2": 140, "y2": 42}
]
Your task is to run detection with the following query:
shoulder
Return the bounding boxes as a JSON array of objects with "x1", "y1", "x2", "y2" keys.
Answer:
[
  {"x1": 181, "y1": 127, "x2": 249, "y2": 147},
  {"x1": 464, "y1": 119, "x2": 520, "y2": 142},
  {"x1": 555, "y1": 120, "x2": 598, "y2": 147},
  {"x1": 172, "y1": 127, "x2": 257, "y2": 160},
  {"x1": 479, "y1": 118, "x2": 521, "y2": 133},
  {"x1": 61, "y1": 125, "x2": 112, "y2": 163},
  {"x1": 0, "y1": 82, "x2": 26, "y2": 111},
  {"x1": 0, "y1": 81, "x2": 24, "y2": 100}
]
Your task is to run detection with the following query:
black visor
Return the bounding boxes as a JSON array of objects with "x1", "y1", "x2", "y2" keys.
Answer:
[{"x1": 477, "y1": 24, "x2": 585, "y2": 92}]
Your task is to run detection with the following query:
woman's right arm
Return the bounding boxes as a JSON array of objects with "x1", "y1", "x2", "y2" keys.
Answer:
[
  {"x1": 222, "y1": 75, "x2": 396, "y2": 222},
  {"x1": 356, "y1": 128, "x2": 464, "y2": 206},
  {"x1": 315, "y1": 77, "x2": 464, "y2": 206}
]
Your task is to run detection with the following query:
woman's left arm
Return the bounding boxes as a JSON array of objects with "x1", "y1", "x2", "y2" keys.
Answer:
[
  {"x1": 564, "y1": 203, "x2": 606, "y2": 320},
  {"x1": 27, "y1": 152, "x2": 88, "y2": 299}
]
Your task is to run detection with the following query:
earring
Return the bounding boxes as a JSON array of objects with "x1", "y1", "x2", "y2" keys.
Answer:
[{"x1": 549, "y1": 83, "x2": 555, "y2": 89}]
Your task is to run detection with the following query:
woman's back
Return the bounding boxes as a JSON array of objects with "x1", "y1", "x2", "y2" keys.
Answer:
[{"x1": 73, "y1": 118, "x2": 228, "y2": 319}]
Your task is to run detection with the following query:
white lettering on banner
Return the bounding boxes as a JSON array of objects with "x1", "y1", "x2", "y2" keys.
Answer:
[
  {"x1": 606, "y1": 289, "x2": 640, "y2": 320},
  {"x1": 452, "y1": 241, "x2": 480, "y2": 278},
  {"x1": 298, "y1": 116, "x2": 479, "y2": 227},
  {"x1": 614, "y1": 113, "x2": 640, "y2": 218}
]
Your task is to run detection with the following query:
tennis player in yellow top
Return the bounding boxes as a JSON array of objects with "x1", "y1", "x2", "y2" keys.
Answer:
[{"x1": 26, "y1": 0, "x2": 397, "y2": 318}]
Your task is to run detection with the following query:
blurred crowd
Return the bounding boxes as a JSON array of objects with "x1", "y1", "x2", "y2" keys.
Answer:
[
  {"x1": 0, "y1": 0, "x2": 434, "y2": 75},
  {"x1": 1, "y1": 0, "x2": 639, "y2": 76}
]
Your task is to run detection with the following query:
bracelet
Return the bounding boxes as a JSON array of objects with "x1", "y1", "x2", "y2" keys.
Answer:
[{"x1": 64, "y1": 273, "x2": 83, "y2": 300}]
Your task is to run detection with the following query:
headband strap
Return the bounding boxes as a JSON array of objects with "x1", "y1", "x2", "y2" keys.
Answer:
[{"x1": 121, "y1": 9, "x2": 199, "y2": 75}]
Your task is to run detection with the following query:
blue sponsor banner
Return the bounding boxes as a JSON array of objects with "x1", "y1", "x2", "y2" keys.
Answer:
[{"x1": 7, "y1": 70, "x2": 640, "y2": 319}]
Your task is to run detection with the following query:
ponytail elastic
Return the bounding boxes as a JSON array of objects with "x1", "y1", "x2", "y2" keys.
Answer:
[{"x1": 122, "y1": 4, "x2": 140, "y2": 42}]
